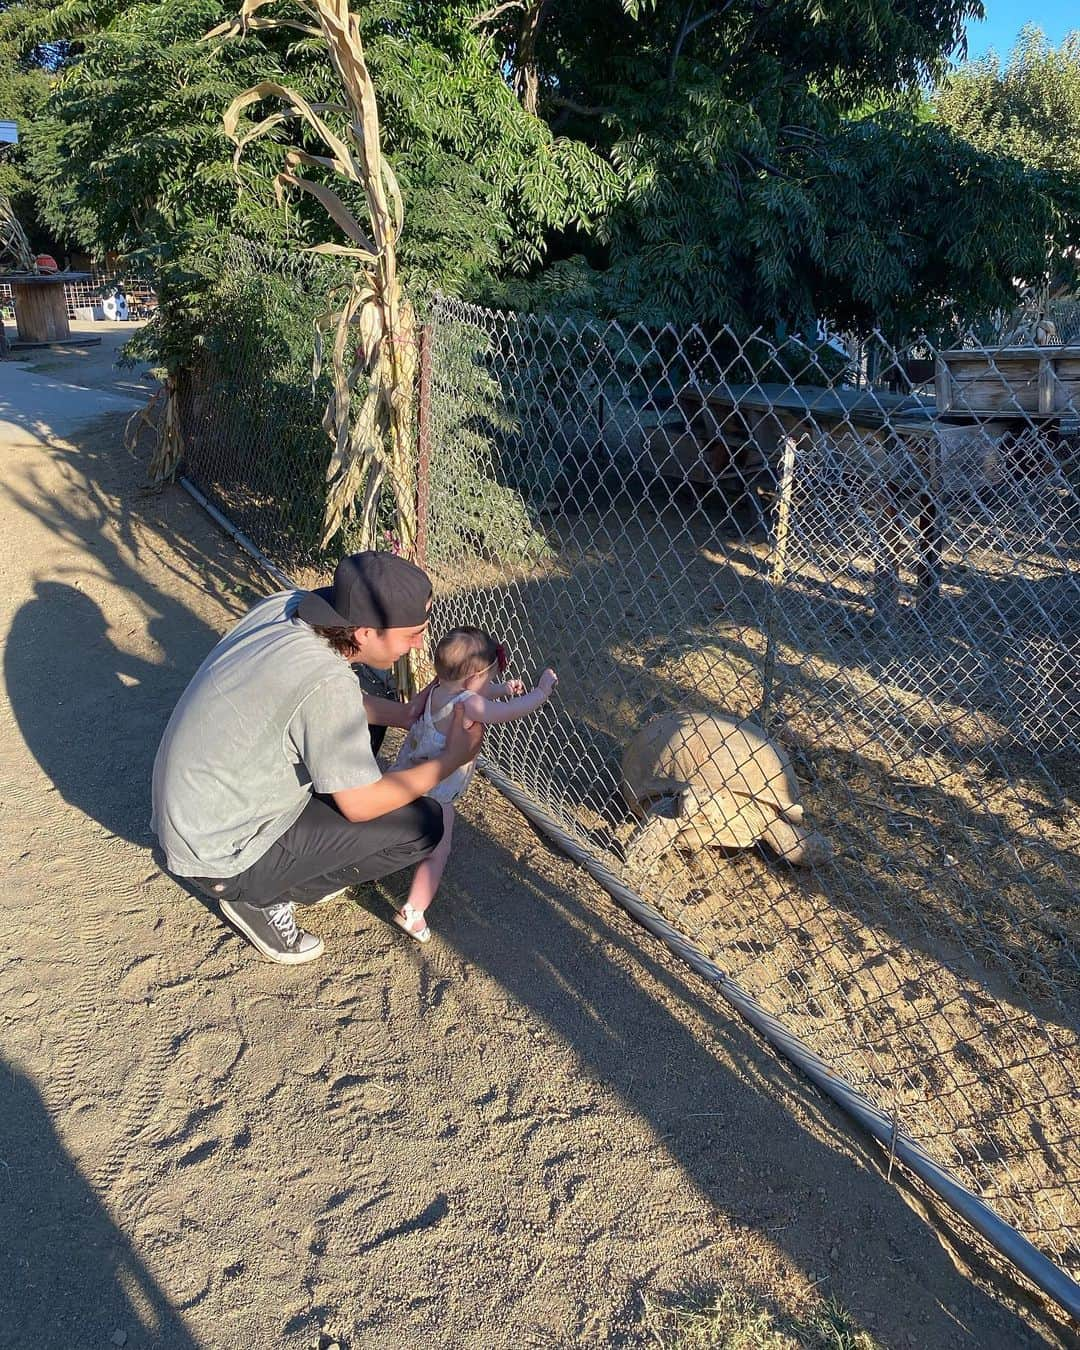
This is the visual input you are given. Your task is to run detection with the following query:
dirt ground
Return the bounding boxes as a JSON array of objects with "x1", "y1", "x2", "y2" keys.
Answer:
[
  {"x1": 422, "y1": 454, "x2": 1079, "y2": 1267},
  {"x1": 0, "y1": 331, "x2": 1069, "y2": 1348}
]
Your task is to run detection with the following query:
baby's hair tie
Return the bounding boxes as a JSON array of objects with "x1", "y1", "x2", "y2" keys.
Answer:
[{"x1": 495, "y1": 642, "x2": 509, "y2": 673}]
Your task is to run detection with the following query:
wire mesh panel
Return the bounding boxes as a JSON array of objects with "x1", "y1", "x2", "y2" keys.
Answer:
[
  {"x1": 422, "y1": 296, "x2": 1079, "y2": 1277},
  {"x1": 0, "y1": 273, "x2": 157, "y2": 321},
  {"x1": 178, "y1": 240, "x2": 353, "y2": 573}
]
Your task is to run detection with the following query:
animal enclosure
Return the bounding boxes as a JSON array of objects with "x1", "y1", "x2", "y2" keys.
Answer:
[
  {"x1": 419, "y1": 298, "x2": 1080, "y2": 1283},
  {"x1": 177, "y1": 255, "x2": 1079, "y2": 1301}
]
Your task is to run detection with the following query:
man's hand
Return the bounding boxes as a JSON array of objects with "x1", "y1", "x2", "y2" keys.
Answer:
[{"x1": 442, "y1": 703, "x2": 484, "y2": 770}]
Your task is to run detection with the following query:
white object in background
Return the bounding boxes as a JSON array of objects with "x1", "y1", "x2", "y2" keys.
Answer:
[{"x1": 102, "y1": 289, "x2": 129, "y2": 321}]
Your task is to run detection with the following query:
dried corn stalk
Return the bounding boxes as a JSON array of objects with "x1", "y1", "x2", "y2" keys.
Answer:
[
  {"x1": 208, "y1": 0, "x2": 417, "y2": 558},
  {"x1": 0, "y1": 196, "x2": 37, "y2": 274},
  {"x1": 125, "y1": 377, "x2": 185, "y2": 482}
]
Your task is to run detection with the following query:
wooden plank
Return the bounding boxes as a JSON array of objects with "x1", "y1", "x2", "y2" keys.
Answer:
[
  {"x1": 935, "y1": 345, "x2": 1080, "y2": 417},
  {"x1": 1038, "y1": 357, "x2": 1053, "y2": 416}
]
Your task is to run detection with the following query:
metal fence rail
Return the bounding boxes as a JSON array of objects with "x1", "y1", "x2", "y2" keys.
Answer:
[{"x1": 176, "y1": 244, "x2": 1079, "y2": 1310}]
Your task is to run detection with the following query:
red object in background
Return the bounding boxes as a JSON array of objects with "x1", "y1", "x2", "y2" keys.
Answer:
[{"x1": 34, "y1": 254, "x2": 58, "y2": 274}]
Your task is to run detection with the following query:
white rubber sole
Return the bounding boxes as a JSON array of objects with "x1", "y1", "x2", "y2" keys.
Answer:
[
  {"x1": 312, "y1": 886, "x2": 350, "y2": 908},
  {"x1": 220, "y1": 900, "x2": 325, "y2": 965}
]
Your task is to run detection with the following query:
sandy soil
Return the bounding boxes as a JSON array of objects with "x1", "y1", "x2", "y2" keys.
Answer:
[
  {"x1": 421, "y1": 471, "x2": 1079, "y2": 1273},
  {"x1": 0, "y1": 334, "x2": 1068, "y2": 1348}
]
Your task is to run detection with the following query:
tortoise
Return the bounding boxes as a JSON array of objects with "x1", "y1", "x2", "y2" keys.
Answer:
[{"x1": 620, "y1": 711, "x2": 830, "y2": 869}]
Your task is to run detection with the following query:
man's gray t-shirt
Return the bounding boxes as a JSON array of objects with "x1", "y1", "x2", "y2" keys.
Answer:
[{"x1": 151, "y1": 590, "x2": 381, "y2": 877}]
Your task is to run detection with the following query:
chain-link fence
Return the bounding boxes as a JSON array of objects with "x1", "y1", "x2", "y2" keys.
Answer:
[
  {"x1": 176, "y1": 242, "x2": 359, "y2": 570},
  {"x1": 176, "y1": 245, "x2": 1078, "y2": 1308},
  {"x1": 420, "y1": 298, "x2": 1079, "y2": 1280}
]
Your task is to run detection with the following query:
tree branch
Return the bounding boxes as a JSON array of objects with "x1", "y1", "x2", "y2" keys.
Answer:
[
  {"x1": 549, "y1": 95, "x2": 616, "y2": 118},
  {"x1": 713, "y1": 0, "x2": 783, "y2": 80},
  {"x1": 470, "y1": 0, "x2": 526, "y2": 28},
  {"x1": 667, "y1": 3, "x2": 734, "y2": 90},
  {"x1": 737, "y1": 150, "x2": 789, "y2": 178}
]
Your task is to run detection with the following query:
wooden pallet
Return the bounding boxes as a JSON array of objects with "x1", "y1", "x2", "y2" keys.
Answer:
[{"x1": 935, "y1": 346, "x2": 1080, "y2": 417}]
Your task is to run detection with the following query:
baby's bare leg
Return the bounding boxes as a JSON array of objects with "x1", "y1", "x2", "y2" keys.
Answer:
[{"x1": 405, "y1": 803, "x2": 454, "y2": 917}]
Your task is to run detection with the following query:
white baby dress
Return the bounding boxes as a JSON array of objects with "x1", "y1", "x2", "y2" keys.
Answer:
[{"x1": 391, "y1": 687, "x2": 477, "y2": 805}]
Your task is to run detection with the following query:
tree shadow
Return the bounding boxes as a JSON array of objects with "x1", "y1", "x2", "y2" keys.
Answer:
[{"x1": 0, "y1": 1056, "x2": 199, "y2": 1349}]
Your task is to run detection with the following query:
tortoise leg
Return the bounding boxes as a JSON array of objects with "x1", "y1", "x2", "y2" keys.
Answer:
[{"x1": 624, "y1": 812, "x2": 683, "y2": 872}]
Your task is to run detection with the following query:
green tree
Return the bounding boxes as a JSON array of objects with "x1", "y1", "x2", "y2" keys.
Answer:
[
  {"x1": 935, "y1": 25, "x2": 1080, "y2": 176},
  {"x1": 0, "y1": 1, "x2": 57, "y2": 251},
  {"x1": 476, "y1": 0, "x2": 1080, "y2": 337},
  {"x1": 20, "y1": 0, "x2": 1080, "y2": 344},
  {"x1": 25, "y1": 0, "x2": 617, "y2": 293}
]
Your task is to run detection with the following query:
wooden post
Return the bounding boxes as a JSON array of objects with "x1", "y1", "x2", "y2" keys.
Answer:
[
  {"x1": 12, "y1": 278, "x2": 71, "y2": 342},
  {"x1": 760, "y1": 433, "x2": 797, "y2": 730}
]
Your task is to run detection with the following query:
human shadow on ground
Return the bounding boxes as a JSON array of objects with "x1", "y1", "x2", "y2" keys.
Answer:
[
  {"x1": 0, "y1": 1057, "x2": 198, "y2": 1350},
  {"x1": 2, "y1": 415, "x2": 270, "y2": 846}
]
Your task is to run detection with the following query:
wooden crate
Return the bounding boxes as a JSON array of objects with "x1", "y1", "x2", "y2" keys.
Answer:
[{"x1": 935, "y1": 346, "x2": 1080, "y2": 416}]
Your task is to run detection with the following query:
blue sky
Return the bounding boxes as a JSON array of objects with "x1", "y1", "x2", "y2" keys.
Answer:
[{"x1": 959, "y1": 1, "x2": 1078, "y2": 63}]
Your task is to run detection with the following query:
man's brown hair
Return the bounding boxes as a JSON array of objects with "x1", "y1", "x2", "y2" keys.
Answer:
[{"x1": 311, "y1": 625, "x2": 363, "y2": 660}]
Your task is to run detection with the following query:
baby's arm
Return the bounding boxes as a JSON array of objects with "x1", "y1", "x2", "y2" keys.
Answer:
[
  {"x1": 460, "y1": 670, "x2": 557, "y2": 726},
  {"x1": 486, "y1": 678, "x2": 526, "y2": 699}
]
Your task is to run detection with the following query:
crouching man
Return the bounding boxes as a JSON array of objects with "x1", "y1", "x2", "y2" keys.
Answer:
[{"x1": 151, "y1": 551, "x2": 481, "y2": 964}]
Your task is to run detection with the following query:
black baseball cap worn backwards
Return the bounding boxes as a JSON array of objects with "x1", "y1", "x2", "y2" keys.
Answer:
[{"x1": 297, "y1": 551, "x2": 432, "y2": 630}]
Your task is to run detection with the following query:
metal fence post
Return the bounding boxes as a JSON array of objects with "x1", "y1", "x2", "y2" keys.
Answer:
[
  {"x1": 415, "y1": 320, "x2": 433, "y2": 571},
  {"x1": 760, "y1": 433, "x2": 797, "y2": 729}
]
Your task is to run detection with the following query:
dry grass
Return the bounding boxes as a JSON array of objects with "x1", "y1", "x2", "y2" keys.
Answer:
[{"x1": 642, "y1": 1287, "x2": 883, "y2": 1350}]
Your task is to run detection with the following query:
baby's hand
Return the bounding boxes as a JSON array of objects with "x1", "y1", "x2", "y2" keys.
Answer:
[
  {"x1": 505, "y1": 678, "x2": 526, "y2": 697},
  {"x1": 537, "y1": 668, "x2": 558, "y2": 697}
]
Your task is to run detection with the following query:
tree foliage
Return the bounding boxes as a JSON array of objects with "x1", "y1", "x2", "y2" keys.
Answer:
[
  {"x1": 481, "y1": 0, "x2": 1080, "y2": 337},
  {"x1": 934, "y1": 25, "x2": 1080, "y2": 176},
  {"x1": 0, "y1": 1, "x2": 54, "y2": 244},
  {"x1": 11, "y1": 0, "x2": 1080, "y2": 346},
  {"x1": 24, "y1": 0, "x2": 616, "y2": 291}
]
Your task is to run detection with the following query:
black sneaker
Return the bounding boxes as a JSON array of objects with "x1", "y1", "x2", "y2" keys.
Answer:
[{"x1": 220, "y1": 899, "x2": 324, "y2": 964}]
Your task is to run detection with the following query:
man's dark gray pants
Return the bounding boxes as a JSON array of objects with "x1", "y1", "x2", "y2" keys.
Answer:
[{"x1": 190, "y1": 725, "x2": 444, "y2": 910}]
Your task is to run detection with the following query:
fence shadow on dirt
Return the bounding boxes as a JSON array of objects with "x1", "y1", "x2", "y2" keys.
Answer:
[
  {"x1": 427, "y1": 535, "x2": 1079, "y2": 1269},
  {"x1": 361, "y1": 807, "x2": 1063, "y2": 1347}
]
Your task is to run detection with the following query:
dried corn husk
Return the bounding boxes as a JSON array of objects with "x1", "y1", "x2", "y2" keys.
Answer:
[
  {"x1": 125, "y1": 378, "x2": 184, "y2": 483},
  {"x1": 210, "y1": 0, "x2": 420, "y2": 690},
  {"x1": 210, "y1": 1, "x2": 417, "y2": 562},
  {"x1": 0, "y1": 196, "x2": 36, "y2": 274}
]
